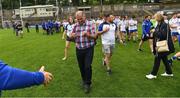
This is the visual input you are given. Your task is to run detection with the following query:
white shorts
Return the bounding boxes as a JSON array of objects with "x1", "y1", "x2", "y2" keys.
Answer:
[
  {"x1": 18, "y1": 30, "x2": 23, "y2": 34},
  {"x1": 102, "y1": 44, "x2": 115, "y2": 54}
]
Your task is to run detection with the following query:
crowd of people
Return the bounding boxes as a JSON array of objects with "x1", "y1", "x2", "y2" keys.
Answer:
[{"x1": 1, "y1": 11, "x2": 180, "y2": 95}]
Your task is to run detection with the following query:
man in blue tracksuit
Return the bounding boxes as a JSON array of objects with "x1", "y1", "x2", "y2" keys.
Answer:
[
  {"x1": 0, "y1": 60, "x2": 53, "y2": 96},
  {"x1": 48, "y1": 20, "x2": 54, "y2": 35},
  {"x1": 138, "y1": 15, "x2": 153, "y2": 52}
]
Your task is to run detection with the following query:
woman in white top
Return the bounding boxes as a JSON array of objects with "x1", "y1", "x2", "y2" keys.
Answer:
[
  {"x1": 62, "y1": 17, "x2": 74, "y2": 60},
  {"x1": 169, "y1": 13, "x2": 179, "y2": 42},
  {"x1": 119, "y1": 16, "x2": 127, "y2": 44}
]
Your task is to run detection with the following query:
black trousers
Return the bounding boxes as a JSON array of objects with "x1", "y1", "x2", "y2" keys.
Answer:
[
  {"x1": 151, "y1": 54, "x2": 172, "y2": 75},
  {"x1": 76, "y1": 46, "x2": 94, "y2": 86}
]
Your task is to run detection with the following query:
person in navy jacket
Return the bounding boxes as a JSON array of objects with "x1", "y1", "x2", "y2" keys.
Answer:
[
  {"x1": 138, "y1": 15, "x2": 153, "y2": 52},
  {"x1": 0, "y1": 60, "x2": 53, "y2": 96}
]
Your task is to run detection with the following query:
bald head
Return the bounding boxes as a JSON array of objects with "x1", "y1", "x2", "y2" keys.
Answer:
[
  {"x1": 75, "y1": 11, "x2": 85, "y2": 17},
  {"x1": 75, "y1": 11, "x2": 86, "y2": 25}
]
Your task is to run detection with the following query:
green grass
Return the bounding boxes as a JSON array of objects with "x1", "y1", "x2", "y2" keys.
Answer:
[{"x1": 0, "y1": 28, "x2": 180, "y2": 97}]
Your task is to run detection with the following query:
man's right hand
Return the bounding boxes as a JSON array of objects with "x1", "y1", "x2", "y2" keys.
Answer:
[
  {"x1": 103, "y1": 27, "x2": 110, "y2": 33},
  {"x1": 70, "y1": 33, "x2": 76, "y2": 38},
  {"x1": 39, "y1": 66, "x2": 53, "y2": 86}
]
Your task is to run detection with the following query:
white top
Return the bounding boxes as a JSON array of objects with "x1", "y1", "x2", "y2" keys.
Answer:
[
  {"x1": 55, "y1": 21, "x2": 61, "y2": 27},
  {"x1": 114, "y1": 18, "x2": 121, "y2": 25},
  {"x1": 133, "y1": 20, "x2": 138, "y2": 30},
  {"x1": 101, "y1": 23, "x2": 117, "y2": 45},
  {"x1": 178, "y1": 18, "x2": 180, "y2": 34},
  {"x1": 119, "y1": 20, "x2": 126, "y2": 32},
  {"x1": 62, "y1": 22, "x2": 69, "y2": 28},
  {"x1": 169, "y1": 18, "x2": 179, "y2": 32},
  {"x1": 128, "y1": 19, "x2": 135, "y2": 30},
  {"x1": 164, "y1": 20, "x2": 169, "y2": 24},
  {"x1": 66, "y1": 24, "x2": 74, "y2": 37},
  {"x1": 124, "y1": 19, "x2": 129, "y2": 28},
  {"x1": 96, "y1": 19, "x2": 104, "y2": 26}
]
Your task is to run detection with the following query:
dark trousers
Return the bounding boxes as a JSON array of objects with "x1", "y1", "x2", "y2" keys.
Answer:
[
  {"x1": 76, "y1": 46, "x2": 94, "y2": 86},
  {"x1": 26, "y1": 28, "x2": 30, "y2": 33},
  {"x1": 151, "y1": 54, "x2": 172, "y2": 75}
]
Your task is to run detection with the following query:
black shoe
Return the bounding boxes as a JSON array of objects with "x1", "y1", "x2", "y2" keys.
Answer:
[
  {"x1": 102, "y1": 59, "x2": 106, "y2": 66},
  {"x1": 138, "y1": 49, "x2": 143, "y2": 52},
  {"x1": 107, "y1": 69, "x2": 112, "y2": 75},
  {"x1": 80, "y1": 81, "x2": 85, "y2": 89},
  {"x1": 84, "y1": 84, "x2": 90, "y2": 94}
]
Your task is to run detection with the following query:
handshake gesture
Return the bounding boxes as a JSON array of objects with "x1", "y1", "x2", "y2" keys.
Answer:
[{"x1": 39, "y1": 66, "x2": 53, "y2": 86}]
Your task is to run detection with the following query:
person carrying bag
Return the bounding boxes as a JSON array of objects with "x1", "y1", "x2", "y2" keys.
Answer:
[
  {"x1": 146, "y1": 13, "x2": 175, "y2": 79},
  {"x1": 156, "y1": 24, "x2": 170, "y2": 53}
]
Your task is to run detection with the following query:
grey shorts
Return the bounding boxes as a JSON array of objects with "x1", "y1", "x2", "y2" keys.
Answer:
[{"x1": 102, "y1": 44, "x2": 115, "y2": 54}]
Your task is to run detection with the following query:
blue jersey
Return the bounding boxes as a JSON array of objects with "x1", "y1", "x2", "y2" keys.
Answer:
[
  {"x1": 42, "y1": 22, "x2": 48, "y2": 30},
  {"x1": 48, "y1": 21, "x2": 54, "y2": 29},
  {"x1": 142, "y1": 19, "x2": 152, "y2": 35},
  {"x1": 0, "y1": 60, "x2": 44, "y2": 96}
]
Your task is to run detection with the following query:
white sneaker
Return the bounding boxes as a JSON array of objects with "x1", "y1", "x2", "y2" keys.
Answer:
[
  {"x1": 146, "y1": 74, "x2": 157, "y2": 79},
  {"x1": 62, "y1": 57, "x2": 67, "y2": 61},
  {"x1": 161, "y1": 72, "x2": 173, "y2": 77}
]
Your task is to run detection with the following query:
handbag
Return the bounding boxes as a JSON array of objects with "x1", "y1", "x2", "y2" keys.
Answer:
[{"x1": 156, "y1": 24, "x2": 169, "y2": 53}]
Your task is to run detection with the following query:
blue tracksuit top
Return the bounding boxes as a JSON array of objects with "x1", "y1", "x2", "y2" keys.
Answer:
[
  {"x1": 142, "y1": 19, "x2": 152, "y2": 35},
  {"x1": 48, "y1": 21, "x2": 54, "y2": 29},
  {"x1": 0, "y1": 60, "x2": 44, "y2": 96}
]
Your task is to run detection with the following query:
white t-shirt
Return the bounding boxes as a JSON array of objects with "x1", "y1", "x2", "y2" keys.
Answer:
[
  {"x1": 119, "y1": 20, "x2": 126, "y2": 32},
  {"x1": 66, "y1": 24, "x2": 74, "y2": 37},
  {"x1": 101, "y1": 23, "x2": 117, "y2": 45},
  {"x1": 128, "y1": 19, "x2": 134, "y2": 30},
  {"x1": 62, "y1": 22, "x2": 69, "y2": 28},
  {"x1": 124, "y1": 19, "x2": 129, "y2": 28},
  {"x1": 114, "y1": 18, "x2": 120, "y2": 25},
  {"x1": 133, "y1": 20, "x2": 138, "y2": 30},
  {"x1": 164, "y1": 19, "x2": 169, "y2": 24},
  {"x1": 169, "y1": 18, "x2": 179, "y2": 32},
  {"x1": 178, "y1": 18, "x2": 180, "y2": 34}
]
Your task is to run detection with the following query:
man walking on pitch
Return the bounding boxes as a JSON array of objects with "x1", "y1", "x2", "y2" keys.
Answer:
[
  {"x1": 97, "y1": 14, "x2": 117, "y2": 75},
  {"x1": 70, "y1": 11, "x2": 97, "y2": 94}
]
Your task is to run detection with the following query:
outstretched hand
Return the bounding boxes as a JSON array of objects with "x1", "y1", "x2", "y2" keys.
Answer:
[{"x1": 39, "y1": 66, "x2": 53, "y2": 86}]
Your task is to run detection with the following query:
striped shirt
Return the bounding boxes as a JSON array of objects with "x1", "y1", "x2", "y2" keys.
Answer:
[{"x1": 72, "y1": 20, "x2": 96, "y2": 50}]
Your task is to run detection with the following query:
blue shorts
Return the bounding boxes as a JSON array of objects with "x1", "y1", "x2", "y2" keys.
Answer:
[
  {"x1": 129, "y1": 30, "x2": 137, "y2": 33},
  {"x1": 121, "y1": 31, "x2": 126, "y2": 33},
  {"x1": 133, "y1": 29, "x2": 137, "y2": 32},
  {"x1": 171, "y1": 32, "x2": 179, "y2": 36},
  {"x1": 129, "y1": 30, "x2": 134, "y2": 33},
  {"x1": 141, "y1": 34, "x2": 150, "y2": 41}
]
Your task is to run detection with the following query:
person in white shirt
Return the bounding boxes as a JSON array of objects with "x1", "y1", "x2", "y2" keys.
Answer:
[
  {"x1": 128, "y1": 17, "x2": 135, "y2": 41},
  {"x1": 62, "y1": 19, "x2": 69, "y2": 33},
  {"x1": 62, "y1": 17, "x2": 75, "y2": 60},
  {"x1": 125, "y1": 16, "x2": 130, "y2": 40},
  {"x1": 114, "y1": 16, "x2": 121, "y2": 26},
  {"x1": 114, "y1": 16, "x2": 121, "y2": 43},
  {"x1": 169, "y1": 13, "x2": 179, "y2": 42},
  {"x1": 132, "y1": 16, "x2": 138, "y2": 42},
  {"x1": 119, "y1": 16, "x2": 127, "y2": 44},
  {"x1": 96, "y1": 16, "x2": 104, "y2": 28},
  {"x1": 97, "y1": 14, "x2": 117, "y2": 75},
  {"x1": 164, "y1": 15, "x2": 169, "y2": 24}
]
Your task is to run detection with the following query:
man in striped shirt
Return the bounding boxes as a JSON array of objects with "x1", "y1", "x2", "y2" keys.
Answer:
[{"x1": 70, "y1": 11, "x2": 97, "y2": 94}]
